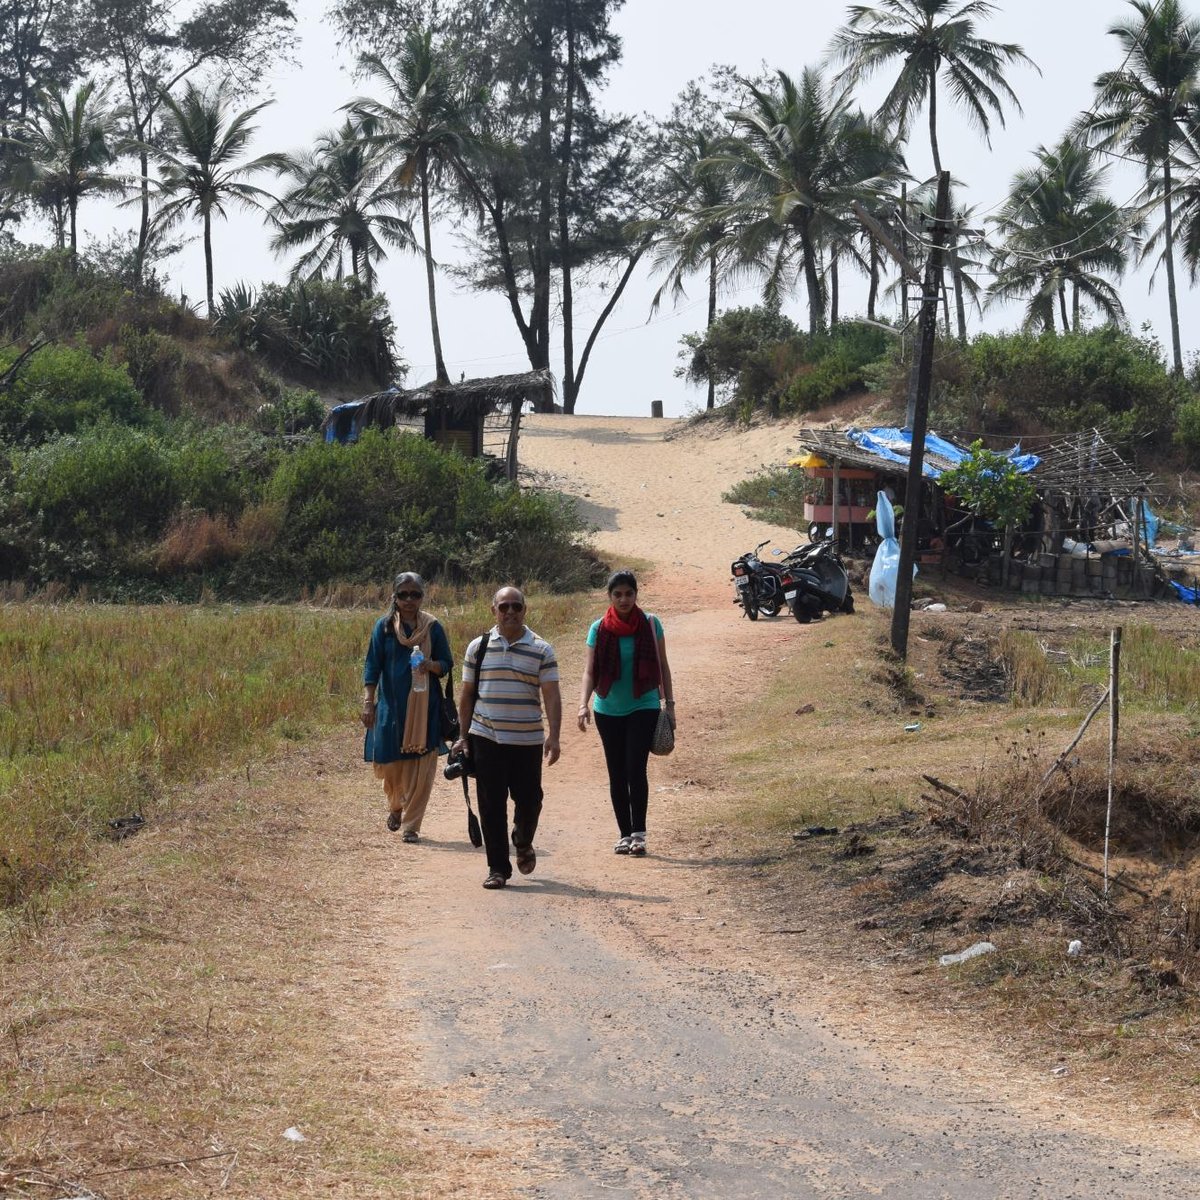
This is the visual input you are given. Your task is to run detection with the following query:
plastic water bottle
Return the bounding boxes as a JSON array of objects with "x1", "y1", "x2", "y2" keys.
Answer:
[{"x1": 409, "y1": 645, "x2": 427, "y2": 692}]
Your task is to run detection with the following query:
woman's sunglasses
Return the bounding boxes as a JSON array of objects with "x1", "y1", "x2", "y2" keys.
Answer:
[
  {"x1": 394, "y1": 591, "x2": 423, "y2": 601},
  {"x1": 496, "y1": 602, "x2": 525, "y2": 612}
]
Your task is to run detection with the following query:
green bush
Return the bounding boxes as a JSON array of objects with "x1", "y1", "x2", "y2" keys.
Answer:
[
  {"x1": 118, "y1": 325, "x2": 186, "y2": 413},
  {"x1": 926, "y1": 329, "x2": 1188, "y2": 443},
  {"x1": 241, "y1": 430, "x2": 596, "y2": 592},
  {"x1": 251, "y1": 387, "x2": 326, "y2": 435},
  {"x1": 12, "y1": 424, "x2": 178, "y2": 547},
  {"x1": 723, "y1": 468, "x2": 810, "y2": 529},
  {"x1": 0, "y1": 343, "x2": 148, "y2": 443},
  {"x1": 680, "y1": 310, "x2": 892, "y2": 415},
  {"x1": 213, "y1": 279, "x2": 403, "y2": 387},
  {"x1": 1176, "y1": 396, "x2": 1200, "y2": 467}
]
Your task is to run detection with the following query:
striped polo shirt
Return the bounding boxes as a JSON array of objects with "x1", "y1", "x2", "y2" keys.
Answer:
[{"x1": 464, "y1": 626, "x2": 559, "y2": 746}]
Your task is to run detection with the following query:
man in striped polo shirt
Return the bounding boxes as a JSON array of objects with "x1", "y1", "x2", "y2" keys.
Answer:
[{"x1": 454, "y1": 586, "x2": 562, "y2": 890}]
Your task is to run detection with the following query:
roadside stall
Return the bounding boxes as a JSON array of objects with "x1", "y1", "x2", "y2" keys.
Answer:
[{"x1": 790, "y1": 426, "x2": 1175, "y2": 600}]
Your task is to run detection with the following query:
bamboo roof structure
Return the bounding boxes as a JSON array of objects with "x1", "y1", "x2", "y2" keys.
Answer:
[{"x1": 1026, "y1": 429, "x2": 1155, "y2": 498}]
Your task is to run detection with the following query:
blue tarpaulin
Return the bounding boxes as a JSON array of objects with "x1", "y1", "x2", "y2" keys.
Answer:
[
  {"x1": 845, "y1": 427, "x2": 1040, "y2": 478},
  {"x1": 1170, "y1": 579, "x2": 1200, "y2": 604}
]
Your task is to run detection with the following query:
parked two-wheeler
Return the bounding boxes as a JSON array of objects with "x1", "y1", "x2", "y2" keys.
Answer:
[
  {"x1": 730, "y1": 539, "x2": 785, "y2": 620},
  {"x1": 779, "y1": 540, "x2": 854, "y2": 623}
]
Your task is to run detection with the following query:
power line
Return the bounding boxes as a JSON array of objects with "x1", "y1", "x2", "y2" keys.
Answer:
[{"x1": 970, "y1": 0, "x2": 1168, "y2": 223}]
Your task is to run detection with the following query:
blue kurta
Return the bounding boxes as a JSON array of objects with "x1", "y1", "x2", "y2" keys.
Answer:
[{"x1": 363, "y1": 615, "x2": 454, "y2": 763}]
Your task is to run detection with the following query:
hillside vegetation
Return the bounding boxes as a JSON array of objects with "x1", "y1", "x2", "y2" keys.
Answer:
[{"x1": 0, "y1": 247, "x2": 600, "y2": 599}]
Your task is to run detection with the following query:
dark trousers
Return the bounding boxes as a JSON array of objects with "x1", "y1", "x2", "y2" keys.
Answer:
[
  {"x1": 472, "y1": 736, "x2": 543, "y2": 879},
  {"x1": 594, "y1": 709, "x2": 659, "y2": 838}
]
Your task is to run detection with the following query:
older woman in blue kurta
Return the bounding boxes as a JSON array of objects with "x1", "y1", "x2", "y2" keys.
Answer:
[{"x1": 361, "y1": 572, "x2": 453, "y2": 842}]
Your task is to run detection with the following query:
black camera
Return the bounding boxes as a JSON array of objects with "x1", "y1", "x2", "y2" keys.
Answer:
[{"x1": 443, "y1": 747, "x2": 472, "y2": 781}]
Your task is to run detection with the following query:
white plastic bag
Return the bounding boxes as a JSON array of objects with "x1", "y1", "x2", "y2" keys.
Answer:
[{"x1": 868, "y1": 490, "x2": 916, "y2": 609}]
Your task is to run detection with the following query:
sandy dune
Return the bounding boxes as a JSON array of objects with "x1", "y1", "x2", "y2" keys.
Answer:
[{"x1": 518, "y1": 413, "x2": 810, "y2": 597}]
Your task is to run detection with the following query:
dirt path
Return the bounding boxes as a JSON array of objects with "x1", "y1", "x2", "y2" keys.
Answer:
[{"x1": 318, "y1": 415, "x2": 1195, "y2": 1196}]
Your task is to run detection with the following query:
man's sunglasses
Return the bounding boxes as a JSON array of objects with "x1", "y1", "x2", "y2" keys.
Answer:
[
  {"x1": 394, "y1": 591, "x2": 423, "y2": 601},
  {"x1": 496, "y1": 602, "x2": 525, "y2": 612}
]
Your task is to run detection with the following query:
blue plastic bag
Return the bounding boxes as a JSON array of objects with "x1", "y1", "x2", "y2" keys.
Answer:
[{"x1": 868, "y1": 490, "x2": 916, "y2": 609}]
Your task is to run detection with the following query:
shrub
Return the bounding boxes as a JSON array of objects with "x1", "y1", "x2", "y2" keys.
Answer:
[
  {"x1": 117, "y1": 325, "x2": 186, "y2": 413},
  {"x1": 680, "y1": 310, "x2": 891, "y2": 415},
  {"x1": 0, "y1": 343, "x2": 147, "y2": 443},
  {"x1": 251, "y1": 387, "x2": 326, "y2": 435},
  {"x1": 243, "y1": 430, "x2": 596, "y2": 592},
  {"x1": 723, "y1": 468, "x2": 810, "y2": 529},
  {"x1": 924, "y1": 328, "x2": 1188, "y2": 444},
  {"x1": 213, "y1": 279, "x2": 403, "y2": 386},
  {"x1": 1175, "y1": 396, "x2": 1200, "y2": 467},
  {"x1": 12, "y1": 424, "x2": 178, "y2": 547},
  {"x1": 155, "y1": 510, "x2": 241, "y2": 570}
]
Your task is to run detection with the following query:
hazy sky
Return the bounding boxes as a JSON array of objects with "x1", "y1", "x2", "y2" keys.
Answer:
[{"x1": 64, "y1": 1, "x2": 1200, "y2": 414}]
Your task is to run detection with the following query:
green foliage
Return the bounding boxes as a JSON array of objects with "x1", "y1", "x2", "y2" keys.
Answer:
[
  {"x1": 117, "y1": 325, "x2": 186, "y2": 413},
  {"x1": 722, "y1": 467, "x2": 809, "y2": 529},
  {"x1": 1175, "y1": 396, "x2": 1200, "y2": 466},
  {"x1": 247, "y1": 429, "x2": 596, "y2": 592},
  {"x1": 680, "y1": 309, "x2": 890, "y2": 415},
  {"x1": 785, "y1": 322, "x2": 892, "y2": 412},
  {"x1": 251, "y1": 387, "x2": 326, "y2": 435},
  {"x1": 0, "y1": 342, "x2": 147, "y2": 442},
  {"x1": 938, "y1": 440, "x2": 1036, "y2": 530},
  {"x1": 679, "y1": 305, "x2": 799, "y2": 399},
  {"x1": 213, "y1": 278, "x2": 402, "y2": 385},
  {"x1": 1, "y1": 424, "x2": 597, "y2": 596},
  {"x1": 927, "y1": 328, "x2": 1188, "y2": 443},
  {"x1": 11, "y1": 424, "x2": 179, "y2": 548}
]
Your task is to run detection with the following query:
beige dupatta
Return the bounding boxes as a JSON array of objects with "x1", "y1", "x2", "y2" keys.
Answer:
[{"x1": 392, "y1": 610, "x2": 435, "y2": 754}]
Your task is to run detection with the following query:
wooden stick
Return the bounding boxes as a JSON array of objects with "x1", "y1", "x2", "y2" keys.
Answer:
[
  {"x1": 1040, "y1": 688, "x2": 1110, "y2": 787},
  {"x1": 1062, "y1": 854, "x2": 1148, "y2": 899},
  {"x1": 1104, "y1": 627, "x2": 1122, "y2": 894},
  {"x1": 922, "y1": 774, "x2": 968, "y2": 799},
  {"x1": 84, "y1": 1150, "x2": 238, "y2": 1180}
]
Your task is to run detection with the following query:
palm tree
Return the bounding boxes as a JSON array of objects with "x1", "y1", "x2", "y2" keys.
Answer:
[
  {"x1": 829, "y1": 0, "x2": 1037, "y2": 175},
  {"x1": 270, "y1": 117, "x2": 416, "y2": 294},
  {"x1": 13, "y1": 79, "x2": 125, "y2": 263},
  {"x1": 987, "y1": 137, "x2": 1133, "y2": 333},
  {"x1": 147, "y1": 81, "x2": 285, "y2": 315},
  {"x1": 715, "y1": 68, "x2": 906, "y2": 335},
  {"x1": 1081, "y1": 0, "x2": 1200, "y2": 373},
  {"x1": 643, "y1": 130, "x2": 748, "y2": 409},
  {"x1": 1167, "y1": 110, "x2": 1200, "y2": 285},
  {"x1": 351, "y1": 30, "x2": 476, "y2": 385}
]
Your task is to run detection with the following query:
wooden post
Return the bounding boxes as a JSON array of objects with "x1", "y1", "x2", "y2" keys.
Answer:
[
  {"x1": 506, "y1": 400, "x2": 521, "y2": 482},
  {"x1": 1103, "y1": 626, "x2": 1122, "y2": 896},
  {"x1": 891, "y1": 172, "x2": 950, "y2": 660},
  {"x1": 832, "y1": 458, "x2": 841, "y2": 548}
]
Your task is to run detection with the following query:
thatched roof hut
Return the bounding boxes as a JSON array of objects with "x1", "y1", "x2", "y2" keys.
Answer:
[{"x1": 321, "y1": 368, "x2": 555, "y2": 480}]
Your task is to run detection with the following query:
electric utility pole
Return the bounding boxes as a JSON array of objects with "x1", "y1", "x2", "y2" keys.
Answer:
[{"x1": 891, "y1": 170, "x2": 951, "y2": 660}]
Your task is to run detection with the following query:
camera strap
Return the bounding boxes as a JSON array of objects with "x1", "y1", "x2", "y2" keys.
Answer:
[{"x1": 463, "y1": 629, "x2": 492, "y2": 740}]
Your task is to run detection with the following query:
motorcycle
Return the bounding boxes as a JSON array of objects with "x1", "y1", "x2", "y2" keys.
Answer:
[
  {"x1": 730, "y1": 539, "x2": 785, "y2": 620},
  {"x1": 779, "y1": 540, "x2": 854, "y2": 623}
]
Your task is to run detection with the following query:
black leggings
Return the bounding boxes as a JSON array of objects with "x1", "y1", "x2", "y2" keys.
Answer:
[{"x1": 594, "y1": 708, "x2": 659, "y2": 837}]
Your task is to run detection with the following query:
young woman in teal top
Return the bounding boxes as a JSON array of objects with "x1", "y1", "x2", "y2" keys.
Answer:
[{"x1": 577, "y1": 569, "x2": 675, "y2": 856}]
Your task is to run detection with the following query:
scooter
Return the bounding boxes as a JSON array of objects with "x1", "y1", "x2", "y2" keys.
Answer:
[
  {"x1": 730, "y1": 539, "x2": 785, "y2": 620},
  {"x1": 779, "y1": 540, "x2": 854, "y2": 623}
]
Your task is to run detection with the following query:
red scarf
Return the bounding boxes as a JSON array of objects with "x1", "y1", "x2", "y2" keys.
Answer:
[{"x1": 593, "y1": 605, "x2": 660, "y2": 699}]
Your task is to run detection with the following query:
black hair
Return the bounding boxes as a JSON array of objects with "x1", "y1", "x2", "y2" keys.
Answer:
[
  {"x1": 393, "y1": 571, "x2": 425, "y2": 594},
  {"x1": 606, "y1": 569, "x2": 638, "y2": 594}
]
